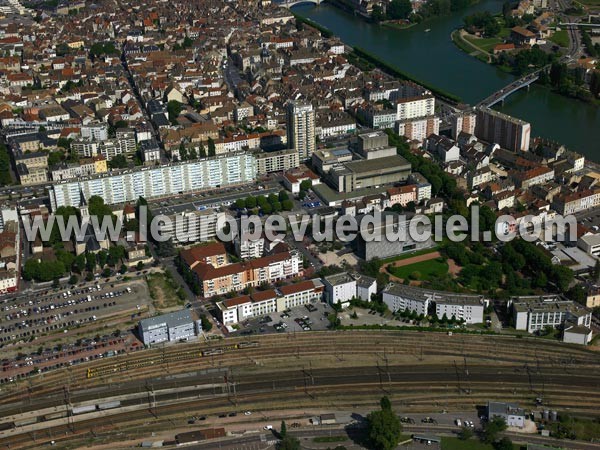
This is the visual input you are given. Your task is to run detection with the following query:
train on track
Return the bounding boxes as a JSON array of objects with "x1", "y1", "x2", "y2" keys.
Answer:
[
  {"x1": 0, "y1": 401, "x2": 122, "y2": 431},
  {"x1": 86, "y1": 341, "x2": 260, "y2": 379}
]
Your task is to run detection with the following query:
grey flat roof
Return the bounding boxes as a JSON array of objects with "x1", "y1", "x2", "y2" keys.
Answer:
[
  {"x1": 312, "y1": 183, "x2": 389, "y2": 205},
  {"x1": 383, "y1": 283, "x2": 483, "y2": 304},
  {"x1": 139, "y1": 309, "x2": 193, "y2": 332},
  {"x1": 324, "y1": 272, "x2": 355, "y2": 286},
  {"x1": 344, "y1": 155, "x2": 411, "y2": 174},
  {"x1": 488, "y1": 401, "x2": 525, "y2": 417}
]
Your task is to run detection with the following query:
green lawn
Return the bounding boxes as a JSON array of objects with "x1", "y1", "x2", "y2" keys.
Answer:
[
  {"x1": 313, "y1": 435, "x2": 348, "y2": 443},
  {"x1": 441, "y1": 437, "x2": 516, "y2": 450},
  {"x1": 550, "y1": 30, "x2": 570, "y2": 48},
  {"x1": 380, "y1": 247, "x2": 439, "y2": 264},
  {"x1": 464, "y1": 35, "x2": 503, "y2": 52},
  {"x1": 497, "y1": 27, "x2": 511, "y2": 39},
  {"x1": 388, "y1": 258, "x2": 449, "y2": 281}
]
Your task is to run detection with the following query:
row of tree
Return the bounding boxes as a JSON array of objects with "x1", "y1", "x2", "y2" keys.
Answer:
[{"x1": 234, "y1": 191, "x2": 293, "y2": 214}]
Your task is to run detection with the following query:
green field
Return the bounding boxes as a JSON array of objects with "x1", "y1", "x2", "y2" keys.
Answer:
[
  {"x1": 388, "y1": 258, "x2": 449, "y2": 280},
  {"x1": 380, "y1": 247, "x2": 439, "y2": 264},
  {"x1": 441, "y1": 437, "x2": 516, "y2": 450},
  {"x1": 313, "y1": 435, "x2": 348, "y2": 443},
  {"x1": 550, "y1": 30, "x2": 570, "y2": 47},
  {"x1": 464, "y1": 35, "x2": 503, "y2": 52}
]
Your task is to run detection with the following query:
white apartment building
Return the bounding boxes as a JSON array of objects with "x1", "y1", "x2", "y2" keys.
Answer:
[
  {"x1": 254, "y1": 149, "x2": 300, "y2": 175},
  {"x1": 435, "y1": 297, "x2": 486, "y2": 324},
  {"x1": 323, "y1": 273, "x2": 356, "y2": 308},
  {"x1": 396, "y1": 95, "x2": 435, "y2": 121},
  {"x1": 157, "y1": 208, "x2": 226, "y2": 244},
  {"x1": 287, "y1": 101, "x2": 316, "y2": 160},
  {"x1": 552, "y1": 189, "x2": 600, "y2": 215},
  {"x1": 49, "y1": 152, "x2": 257, "y2": 209},
  {"x1": 81, "y1": 123, "x2": 109, "y2": 141},
  {"x1": 217, "y1": 279, "x2": 324, "y2": 325},
  {"x1": 382, "y1": 283, "x2": 430, "y2": 316},
  {"x1": 510, "y1": 295, "x2": 592, "y2": 334}
]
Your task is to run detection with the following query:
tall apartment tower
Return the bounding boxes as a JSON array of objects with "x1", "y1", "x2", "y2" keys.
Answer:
[
  {"x1": 451, "y1": 110, "x2": 477, "y2": 139},
  {"x1": 286, "y1": 101, "x2": 316, "y2": 160},
  {"x1": 475, "y1": 107, "x2": 531, "y2": 152}
]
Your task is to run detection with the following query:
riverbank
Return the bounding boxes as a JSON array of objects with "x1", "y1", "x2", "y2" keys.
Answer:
[
  {"x1": 292, "y1": 2, "x2": 600, "y2": 156},
  {"x1": 451, "y1": 27, "x2": 600, "y2": 106},
  {"x1": 292, "y1": 8, "x2": 463, "y2": 103}
]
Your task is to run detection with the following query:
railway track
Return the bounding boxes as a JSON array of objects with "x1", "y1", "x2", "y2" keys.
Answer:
[
  {"x1": 1, "y1": 367, "x2": 600, "y2": 449},
  {"x1": 1, "y1": 331, "x2": 597, "y2": 405},
  {"x1": 0, "y1": 330, "x2": 598, "y2": 449}
]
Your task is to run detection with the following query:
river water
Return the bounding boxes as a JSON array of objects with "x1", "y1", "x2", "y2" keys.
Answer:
[{"x1": 293, "y1": 1, "x2": 600, "y2": 160}]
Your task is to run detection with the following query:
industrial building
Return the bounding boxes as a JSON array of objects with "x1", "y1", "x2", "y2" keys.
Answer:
[
  {"x1": 486, "y1": 401, "x2": 526, "y2": 428},
  {"x1": 353, "y1": 211, "x2": 433, "y2": 261},
  {"x1": 138, "y1": 310, "x2": 199, "y2": 346},
  {"x1": 327, "y1": 155, "x2": 411, "y2": 193}
]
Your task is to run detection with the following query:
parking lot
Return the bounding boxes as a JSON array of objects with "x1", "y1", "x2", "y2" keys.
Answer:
[
  {"x1": 575, "y1": 206, "x2": 600, "y2": 231},
  {"x1": 230, "y1": 301, "x2": 334, "y2": 337},
  {"x1": 0, "y1": 280, "x2": 148, "y2": 352}
]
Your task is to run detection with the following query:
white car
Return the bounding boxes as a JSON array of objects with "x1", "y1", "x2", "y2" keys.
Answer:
[
  {"x1": 263, "y1": 425, "x2": 273, "y2": 430},
  {"x1": 244, "y1": 411, "x2": 252, "y2": 416}
]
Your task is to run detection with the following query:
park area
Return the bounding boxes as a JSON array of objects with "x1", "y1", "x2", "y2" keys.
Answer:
[{"x1": 463, "y1": 34, "x2": 504, "y2": 53}]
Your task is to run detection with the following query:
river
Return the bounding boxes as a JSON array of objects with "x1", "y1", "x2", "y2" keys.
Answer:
[{"x1": 292, "y1": 1, "x2": 600, "y2": 160}]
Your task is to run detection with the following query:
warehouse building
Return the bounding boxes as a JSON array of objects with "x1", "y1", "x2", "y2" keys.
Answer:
[{"x1": 138, "y1": 310, "x2": 198, "y2": 345}]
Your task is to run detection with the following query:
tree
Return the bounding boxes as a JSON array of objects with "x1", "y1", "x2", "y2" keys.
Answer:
[
  {"x1": 280, "y1": 420, "x2": 287, "y2": 438},
  {"x1": 200, "y1": 314, "x2": 213, "y2": 332},
  {"x1": 0, "y1": 144, "x2": 12, "y2": 186},
  {"x1": 278, "y1": 435, "x2": 300, "y2": 450},
  {"x1": 245, "y1": 196, "x2": 257, "y2": 209},
  {"x1": 207, "y1": 137, "x2": 216, "y2": 157},
  {"x1": 590, "y1": 70, "x2": 600, "y2": 98},
  {"x1": 199, "y1": 142, "x2": 207, "y2": 158},
  {"x1": 282, "y1": 200, "x2": 294, "y2": 211},
  {"x1": 178, "y1": 143, "x2": 188, "y2": 161},
  {"x1": 387, "y1": 0, "x2": 413, "y2": 19},
  {"x1": 119, "y1": 264, "x2": 127, "y2": 274},
  {"x1": 167, "y1": 100, "x2": 183, "y2": 125},
  {"x1": 109, "y1": 154, "x2": 128, "y2": 169},
  {"x1": 493, "y1": 437, "x2": 513, "y2": 450},
  {"x1": 366, "y1": 397, "x2": 402, "y2": 450},
  {"x1": 458, "y1": 426, "x2": 473, "y2": 440},
  {"x1": 262, "y1": 203, "x2": 273, "y2": 215},
  {"x1": 371, "y1": 4, "x2": 385, "y2": 22},
  {"x1": 235, "y1": 198, "x2": 246, "y2": 209},
  {"x1": 278, "y1": 191, "x2": 289, "y2": 202},
  {"x1": 380, "y1": 396, "x2": 392, "y2": 411},
  {"x1": 300, "y1": 179, "x2": 312, "y2": 192},
  {"x1": 483, "y1": 416, "x2": 507, "y2": 444}
]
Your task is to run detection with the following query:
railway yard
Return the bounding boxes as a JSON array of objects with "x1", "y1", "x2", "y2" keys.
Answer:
[{"x1": 0, "y1": 330, "x2": 598, "y2": 449}]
